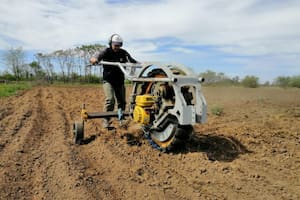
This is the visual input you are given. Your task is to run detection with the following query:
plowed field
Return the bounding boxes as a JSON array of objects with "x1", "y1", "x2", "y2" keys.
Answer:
[{"x1": 0, "y1": 86, "x2": 299, "y2": 200}]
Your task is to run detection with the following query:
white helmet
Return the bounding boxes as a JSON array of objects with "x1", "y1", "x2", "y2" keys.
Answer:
[{"x1": 109, "y1": 34, "x2": 123, "y2": 47}]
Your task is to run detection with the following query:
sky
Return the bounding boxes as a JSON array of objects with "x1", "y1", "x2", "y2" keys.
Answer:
[{"x1": 0, "y1": 0, "x2": 300, "y2": 82}]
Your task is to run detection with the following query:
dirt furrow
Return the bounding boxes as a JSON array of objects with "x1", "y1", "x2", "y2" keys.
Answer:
[
  {"x1": 0, "y1": 90, "x2": 35, "y2": 152},
  {"x1": 0, "y1": 88, "x2": 43, "y2": 199},
  {"x1": 1, "y1": 86, "x2": 299, "y2": 200},
  {"x1": 27, "y1": 87, "x2": 93, "y2": 200},
  {"x1": 43, "y1": 87, "x2": 120, "y2": 199},
  {"x1": 1, "y1": 88, "x2": 98, "y2": 199},
  {"x1": 55, "y1": 88, "x2": 122, "y2": 199}
]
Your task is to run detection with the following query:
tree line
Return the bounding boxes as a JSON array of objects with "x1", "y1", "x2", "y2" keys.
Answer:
[
  {"x1": 1, "y1": 46, "x2": 299, "y2": 88},
  {"x1": 199, "y1": 70, "x2": 300, "y2": 88},
  {"x1": 1, "y1": 45, "x2": 105, "y2": 83}
]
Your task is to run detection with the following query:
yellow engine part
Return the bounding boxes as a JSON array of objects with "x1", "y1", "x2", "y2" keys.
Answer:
[
  {"x1": 135, "y1": 95, "x2": 156, "y2": 107},
  {"x1": 133, "y1": 95, "x2": 156, "y2": 125},
  {"x1": 81, "y1": 109, "x2": 88, "y2": 120},
  {"x1": 133, "y1": 106, "x2": 150, "y2": 125}
]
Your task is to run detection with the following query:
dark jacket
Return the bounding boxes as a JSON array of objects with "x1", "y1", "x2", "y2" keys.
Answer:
[{"x1": 97, "y1": 47, "x2": 137, "y2": 86}]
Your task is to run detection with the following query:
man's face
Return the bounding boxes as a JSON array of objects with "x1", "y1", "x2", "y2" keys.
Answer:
[{"x1": 112, "y1": 43, "x2": 121, "y2": 52}]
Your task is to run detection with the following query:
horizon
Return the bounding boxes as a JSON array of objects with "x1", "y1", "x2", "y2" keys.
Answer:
[
  {"x1": 1, "y1": 0, "x2": 300, "y2": 82},
  {"x1": 0, "y1": 48, "x2": 295, "y2": 84}
]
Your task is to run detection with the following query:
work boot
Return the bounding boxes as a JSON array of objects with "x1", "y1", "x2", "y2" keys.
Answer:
[
  {"x1": 117, "y1": 108, "x2": 124, "y2": 121},
  {"x1": 102, "y1": 118, "x2": 110, "y2": 128}
]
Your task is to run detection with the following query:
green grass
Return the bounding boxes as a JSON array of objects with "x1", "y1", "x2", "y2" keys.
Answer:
[
  {"x1": 210, "y1": 105, "x2": 224, "y2": 116},
  {"x1": 0, "y1": 82, "x2": 31, "y2": 97}
]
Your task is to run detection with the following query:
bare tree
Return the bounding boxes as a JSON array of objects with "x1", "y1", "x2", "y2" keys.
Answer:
[
  {"x1": 65, "y1": 49, "x2": 76, "y2": 82},
  {"x1": 75, "y1": 44, "x2": 105, "y2": 82},
  {"x1": 52, "y1": 50, "x2": 68, "y2": 82},
  {"x1": 36, "y1": 53, "x2": 54, "y2": 78},
  {"x1": 3, "y1": 47, "x2": 26, "y2": 80}
]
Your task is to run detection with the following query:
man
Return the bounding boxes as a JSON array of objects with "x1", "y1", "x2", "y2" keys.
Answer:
[{"x1": 90, "y1": 34, "x2": 138, "y2": 128}]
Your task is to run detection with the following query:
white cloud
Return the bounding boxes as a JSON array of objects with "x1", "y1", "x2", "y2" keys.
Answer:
[
  {"x1": 1, "y1": 0, "x2": 300, "y2": 55},
  {"x1": 0, "y1": 0, "x2": 300, "y2": 79},
  {"x1": 170, "y1": 47, "x2": 194, "y2": 54}
]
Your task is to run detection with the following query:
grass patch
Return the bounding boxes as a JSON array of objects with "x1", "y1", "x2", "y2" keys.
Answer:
[
  {"x1": 0, "y1": 82, "x2": 31, "y2": 97},
  {"x1": 210, "y1": 105, "x2": 224, "y2": 116}
]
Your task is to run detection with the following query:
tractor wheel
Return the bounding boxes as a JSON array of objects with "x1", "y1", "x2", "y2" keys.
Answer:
[
  {"x1": 73, "y1": 121, "x2": 84, "y2": 144},
  {"x1": 140, "y1": 68, "x2": 193, "y2": 152},
  {"x1": 150, "y1": 124, "x2": 193, "y2": 152}
]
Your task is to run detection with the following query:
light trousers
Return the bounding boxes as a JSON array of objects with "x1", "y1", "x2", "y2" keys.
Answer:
[{"x1": 103, "y1": 81, "x2": 126, "y2": 112}]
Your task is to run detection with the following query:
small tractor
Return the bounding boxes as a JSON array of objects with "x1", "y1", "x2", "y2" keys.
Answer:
[{"x1": 73, "y1": 61, "x2": 207, "y2": 152}]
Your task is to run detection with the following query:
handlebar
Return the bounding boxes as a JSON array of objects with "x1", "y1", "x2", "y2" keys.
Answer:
[{"x1": 87, "y1": 61, "x2": 144, "y2": 80}]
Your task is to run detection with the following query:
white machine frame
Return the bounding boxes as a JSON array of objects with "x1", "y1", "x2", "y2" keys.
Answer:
[{"x1": 99, "y1": 61, "x2": 207, "y2": 127}]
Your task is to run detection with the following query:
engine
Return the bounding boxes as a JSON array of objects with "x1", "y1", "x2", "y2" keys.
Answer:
[{"x1": 133, "y1": 95, "x2": 156, "y2": 125}]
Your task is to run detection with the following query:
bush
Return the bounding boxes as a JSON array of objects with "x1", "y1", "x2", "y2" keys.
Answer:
[
  {"x1": 274, "y1": 75, "x2": 300, "y2": 88},
  {"x1": 199, "y1": 70, "x2": 240, "y2": 86},
  {"x1": 85, "y1": 75, "x2": 102, "y2": 83},
  {"x1": 289, "y1": 76, "x2": 300, "y2": 88},
  {"x1": 275, "y1": 76, "x2": 290, "y2": 87},
  {"x1": 0, "y1": 72, "x2": 17, "y2": 81},
  {"x1": 241, "y1": 75, "x2": 259, "y2": 88}
]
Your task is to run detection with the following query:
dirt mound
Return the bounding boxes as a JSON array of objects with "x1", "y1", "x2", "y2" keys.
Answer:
[{"x1": 0, "y1": 86, "x2": 299, "y2": 199}]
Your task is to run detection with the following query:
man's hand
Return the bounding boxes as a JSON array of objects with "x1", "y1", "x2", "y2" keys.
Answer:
[{"x1": 90, "y1": 57, "x2": 98, "y2": 64}]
